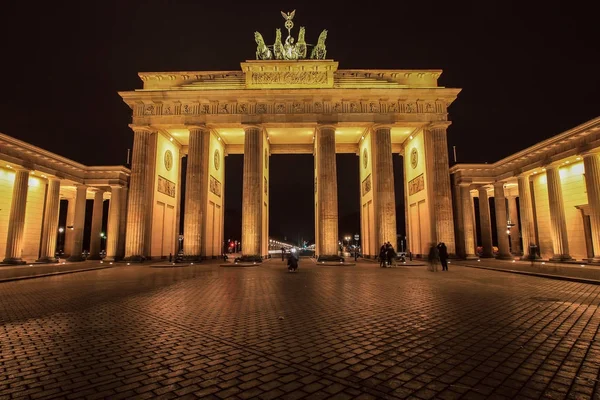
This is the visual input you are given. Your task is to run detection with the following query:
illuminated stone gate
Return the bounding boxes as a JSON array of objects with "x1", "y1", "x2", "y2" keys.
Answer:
[{"x1": 117, "y1": 15, "x2": 461, "y2": 260}]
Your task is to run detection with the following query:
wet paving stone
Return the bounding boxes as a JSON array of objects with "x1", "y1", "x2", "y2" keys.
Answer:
[{"x1": 0, "y1": 261, "x2": 599, "y2": 399}]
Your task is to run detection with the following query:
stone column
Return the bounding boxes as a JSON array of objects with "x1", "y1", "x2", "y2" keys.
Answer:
[
  {"x1": 67, "y1": 185, "x2": 88, "y2": 262},
  {"x1": 124, "y1": 127, "x2": 152, "y2": 261},
  {"x1": 104, "y1": 186, "x2": 122, "y2": 261},
  {"x1": 316, "y1": 125, "x2": 338, "y2": 256},
  {"x1": 184, "y1": 126, "x2": 210, "y2": 260},
  {"x1": 423, "y1": 123, "x2": 456, "y2": 254},
  {"x1": 87, "y1": 189, "x2": 105, "y2": 259},
  {"x1": 242, "y1": 126, "x2": 263, "y2": 256},
  {"x1": 477, "y1": 187, "x2": 494, "y2": 257},
  {"x1": 63, "y1": 197, "x2": 76, "y2": 257},
  {"x1": 546, "y1": 166, "x2": 572, "y2": 260},
  {"x1": 507, "y1": 195, "x2": 521, "y2": 255},
  {"x1": 373, "y1": 126, "x2": 397, "y2": 248},
  {"x1": 493, "y1": 182, "x2": 512, "y2": 259},
  {"x1": 117, "y1": 187, "x2": 128, "y2": 260},
  {"x1": 517, "y1": 174, "x2": 536, "y2": 259},
  {"x1": 583, "y1": 153, "x2": 600, "y2": 262},
  {"x1": 3, "y1": 168, "x2": 30, "y2": 264},
  {"x1": 460, "y1": 185, "x2": 477, "y2": 258},
  {"x1": 37, "y1": 178, "x2": 61, "y2": 263}
]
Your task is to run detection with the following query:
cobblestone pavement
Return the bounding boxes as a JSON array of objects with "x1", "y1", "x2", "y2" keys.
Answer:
[{"x1": 1, "y1": 260, "x2": 599, "y2": 399}]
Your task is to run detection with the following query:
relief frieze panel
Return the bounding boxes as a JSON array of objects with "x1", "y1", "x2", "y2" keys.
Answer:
[{"x1": 134, "y1": 99, "x2": 447, "y2": 118}]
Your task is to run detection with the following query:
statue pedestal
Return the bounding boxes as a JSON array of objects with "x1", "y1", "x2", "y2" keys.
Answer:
[{"x1": 241, "y1": 60, "x2": 338, "y2": 89}]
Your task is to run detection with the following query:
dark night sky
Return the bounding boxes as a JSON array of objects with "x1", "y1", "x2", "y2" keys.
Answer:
[{"x1": 2, "y1": 1, "x2": 598, "y2": 244}]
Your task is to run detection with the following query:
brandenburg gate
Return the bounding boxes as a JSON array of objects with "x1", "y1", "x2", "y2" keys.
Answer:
[{"x1": 118, "y1": 12, "x2": 461, "y2": 261}]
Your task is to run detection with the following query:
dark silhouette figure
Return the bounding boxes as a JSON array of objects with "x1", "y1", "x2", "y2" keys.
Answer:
[
  {"x1": 386, "y1": 242, "x2": 396, "y2": 267},
  {"x1": 379, "y1": 244, "x2": 387, "y2": 267},
  {"x1": 281, "y1": 247, "x2": 285, "y2": 261},
  {"x1": 287, "y1": 254, "x2": 298, "y2": 272},
  {"x1": 437, "y1": 242, "x2": 449, "y2": 271},
  {"x1": 427, "y1": 243, "x2": 439, "y2": 271}
]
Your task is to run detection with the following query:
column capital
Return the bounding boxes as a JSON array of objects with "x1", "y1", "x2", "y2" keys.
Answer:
[
  {"x1": 128, "y1": 124, "x2": 155, "y2": 133},
  {"x1": 477, "y1": 185, "x2": 491, "y2": 196},
  {"x1": 493, "y1": 181, "x2": 506, "y2": 190},
  {"x1": 426, "y1": 121, "x2": 452, "y2": 130},
  {"x1": 316, "y1": 124, "x2": 337, "y2": 131},
  {"x1": 242, "y1": 124, "x2": 263, "y2": 132},
  {"x1": 580, "y1": 149, "x2": 600, "y2": 158},
  {"x1": 371, "y1": 124, "x2": 393, "y2": 131},
  {"x1": 186, "y1": 124, "x2": 209, "y2": 132}
]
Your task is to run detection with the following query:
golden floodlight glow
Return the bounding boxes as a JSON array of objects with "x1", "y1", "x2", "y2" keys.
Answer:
[
  {"x1": 409, "y1": 135, "x2": 413, "y2": 140},
  {"x1": 169, "y1": 137, "x2": 173, "y2": 142}
]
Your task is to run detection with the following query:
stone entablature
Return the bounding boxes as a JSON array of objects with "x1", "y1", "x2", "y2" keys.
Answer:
[
  {"x1": 451, "y1": 117, "x2": 600, "y2": 184},
  {"x1": 0, "y1": 133, "x2": 130, "y2": 187},
  {"x1": 137, "y1": 63, "x2": 442, "y2": 91}
]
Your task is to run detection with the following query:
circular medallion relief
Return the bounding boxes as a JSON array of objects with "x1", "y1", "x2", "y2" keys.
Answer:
[
  {"x1": 214, "y1": 149, "x2": 220, "y2": 171},
  {"x1": 363, "y1": 148, "x2": 368, "y2": 169},
  {"x1": 265, "y1": 149, "x2": 268, "y2": 169},
  {"x1": 410, "y1": 147, "x2": 418, "y2": 169},
  {"x1": 164, "y1": 150, "x2": 173, "y2": 171}
]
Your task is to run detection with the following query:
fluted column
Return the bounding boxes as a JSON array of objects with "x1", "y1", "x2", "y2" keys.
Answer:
[
  {"x1": 373, "y1": 126, "x2": 397, "y2": 248},
  {"x1": 104, "y1": 186, "x2": 122, "y2": 261},
  {"x1": 63, "y1": 197, "x2": 76, "y2": 257},
  {"x1": 117, "y1": 187, "x2": 128, "y2": 260},
  {"x1": 316, "y1": 125, "x2": 338, "y2": 256},
  {"x1": 507, "y1": 195, "x2": 521, "y2": 255},
  {"x1": 423, "y1": 123, "x2": 456, "y2": 254},
  {"x1": 478, "y1": 187, "x2": 493, "y2": 257},
  {"x1": 517, "y1": 175, "x2": 536, "y2": 259},
  {"x1": 3, "y1": 168, "x2": 30, "y2": 264},
  {"x1": 67, "y1": 185, "x2": 88, "y2": 262},
  {"x1": 583, "y1": 153, "x2": 600, "y2": 262},
  {"x1": 124, "y1": 127, "x2": 152, "y2": 261},
  {"x1": 37, "y1": 178, "x2": 61, "y2": 263},
  {"x1": 493, "y1": 182, "x2": 512, "y2": 259},
  {"x1": 460, "y1": 185, "x2": 477, "y2": 258},
  {"x1": 184, "y1": 126, "x2": 210, "y2": 259},
  {"x1": 87, "y1": 189, "x2": 105, "y2": 259},
  {"x1": 242, "y1": 126, "x2": 263, "y2": 256},
  {"x1": 546, "y1": 166, "x2": 571, "y2": 260}
]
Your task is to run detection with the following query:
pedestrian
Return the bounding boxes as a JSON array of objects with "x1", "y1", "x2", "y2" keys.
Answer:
[
  {"x1": 281, "y1": 246, "x2": 285, "y2": 261},
  {"x1": 427, "y1": 243, "x2": 439, "y2": 272},
  {"x1": 354, "y1": 248, "x2": 358, "y2": 261},
  {"x1": 379, "y1": 243, "x2": 387, "y2": 267},
  {"x1": 528, "y1": 243, "x2": 539, "y2": 266},
  {"x1": 287, "y1": 252, "x2": 298, "y2": 272},
  {"x1": 386, "y1": 242, "x2": 396, "y2": 267},
  {"x1": 437, "y1": 242, "x2": 448, "y2": 271}
]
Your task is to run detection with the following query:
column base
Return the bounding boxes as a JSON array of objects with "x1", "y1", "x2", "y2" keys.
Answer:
[
  {"x1": 122, "y1": 255, "x2": 146, "y2": 263},
  {"x1": 67, "y1": 255, "x2": 86, "y2": 262},
  {"x1": 2, "y1": 257, "x2": 27, "y2": 265},
  {"x1": 480, "y1": 253, "x2": 494, "y2": 258},
  {"x1": 550, "y1": 255, "x2": 573, "y2": 262},
  {"x1": 36, "y1": 256, "x2": 59, "y2": 264},
  {"x1": 87, "y1": 255, "x2": 103, "y2": 260},
  {"x1": 592, "y1": 257, "x2": 600, "y2": 264},
  {"x1": 464, "y1": 254, "x2": 479, "y2": 260},
  {"x1": 495, "y1": 253, "x2": 513, "y2": 260},
  {"x1": 181, "y1": 255, "x2": 203, "y2": 262},
  {"x1": 316, "y1": 254, "x2": 345, "y2": 263},
  {"x1": 103, "y1": 256, "x2": 122, "y2": 262}
]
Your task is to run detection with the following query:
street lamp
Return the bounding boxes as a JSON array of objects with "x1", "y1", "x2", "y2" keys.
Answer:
[{"x1": 57, "y1": 227, "x2": 65, "y2": 256}]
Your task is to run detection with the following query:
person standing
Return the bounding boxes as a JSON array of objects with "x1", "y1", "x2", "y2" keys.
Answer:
[
  {"x1": 281, "y1": 247, "x2": 285, "y2": 261},
  {"x1": 386, "y1": 242, "x2": 396, "y2": 267},
  {"x1": 437, "y1": 242, "x2": 449, "y2": 271}
]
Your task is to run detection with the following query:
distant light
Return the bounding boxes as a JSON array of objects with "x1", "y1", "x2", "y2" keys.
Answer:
[
  {"x1": 100, "y1": 261, "x2": 103, "y2": 264},
  {"x1": 565, "y1": 161, "x2": 569, "y2": 164},
  {"x1": 477, "y1": 259, "x2": 480, "y2": 262},
  {"x1": 217, "y1": 137, "x2": 221, "y2": 141},
  {"x1": 409, "y1": 135, "x2": 413, "y2": 139},
  {"x1": 512, "y1": 260, "x2": 516, "y2": 263},
  {"x1": 62, "y1": 262, "x2": 66, "y2": 264},
  {"x1": 541, "y1": 262, "x2": 545, "y2": 265},
  {"x1": 191, "y1": 262, "x2": 194, "y2": 265},
  {"x1": 361, "y1": 136, "x2": 364, "y2": 140},
  {"x1": 29, "y1": 264, "x2": 33, "y2": 266},
  {"x1": 580, "y1": 264, "x2": 584, "y2": 267},
  {"x1": 109, "y1": 262, "x2": 113, "y2": 265},
  {"x1": 169, "y1": 137, "x2": 173, "y2": 142},
  {"x1": 127, "y1": 263, "x2": 130, "y2": 265}
]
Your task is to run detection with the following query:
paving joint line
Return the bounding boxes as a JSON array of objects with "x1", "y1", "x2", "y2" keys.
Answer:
[
  {"x1": 456, "y1": 263, "x2": 600, "y2": 285},
  {"x1": 0, "y1": 267, "x2": 113, "y2": 283},
  {"x1": 120, "y1": 303, "x2": 398, "y2": 399}
]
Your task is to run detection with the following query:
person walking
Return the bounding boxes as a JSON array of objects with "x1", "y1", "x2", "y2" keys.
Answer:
[
  {"x1": 281, "y1": 247, "x2": 285, "y2": 261},
  {"x1": 437, "y1": 242, "x2": 449, "y2": 271},
  {"x1": 287, "y1": 252, "x2": 299, "y2": 272},
  {"x1": 386, "y1": 242, "x2": 396, "y2": 267},
  {"x1": 427, "y1": 243, "x2": 439, "y2": 272},
  {"x1": 379, "y1": 244, "x2": 387, "y2": 267}
]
